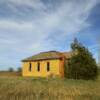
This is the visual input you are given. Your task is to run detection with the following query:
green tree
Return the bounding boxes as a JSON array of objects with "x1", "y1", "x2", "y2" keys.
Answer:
[
  {"x1": 67, "y1": 38, "x2": 98, "y2": 80},
  {"x1": 8, "y1": 67, "x2": 14, "y2": 72},
  {"x1": 17, "y1": 67, "x2": 22, "y2": 72}
]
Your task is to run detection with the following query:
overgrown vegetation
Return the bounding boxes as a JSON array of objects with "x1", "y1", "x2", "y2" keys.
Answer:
[
  {"x1": 0, "y1": 69, "x2": 99, "y2": 100},
  {"x1": 65, "y1": 38, "x2": 98, "y2": 80},
  {"x1": 0, "y1": 74, "x2": 100, "y2": 100}
]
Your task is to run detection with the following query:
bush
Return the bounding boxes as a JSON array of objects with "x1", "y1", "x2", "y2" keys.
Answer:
[
  {"x1": 8, "y1": 67, "x2": 14, "y2": 72},
  {"x1": 17, "y1": 67, "x2": 22, "y2": 72}
]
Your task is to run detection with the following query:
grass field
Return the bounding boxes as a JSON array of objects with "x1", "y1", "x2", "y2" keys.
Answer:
[{"x1": 0, "y1": 72, "x2": 100, "y2": 100}]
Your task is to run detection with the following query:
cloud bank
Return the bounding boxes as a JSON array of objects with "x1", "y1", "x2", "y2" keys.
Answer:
[{"x1": 0, "y1": 0, "x2": 99, "y2": 70}]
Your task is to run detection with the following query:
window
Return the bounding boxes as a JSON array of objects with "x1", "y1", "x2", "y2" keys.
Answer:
[
  {"x1": 37, "y1": 62, "x2": 40, "y2": 72},
  {"x1": 29, "y1": 63, "x2": 32, "y2": 72},
  {"x1": 47, "y1": 62, "x2": 50, "y2": 72}
]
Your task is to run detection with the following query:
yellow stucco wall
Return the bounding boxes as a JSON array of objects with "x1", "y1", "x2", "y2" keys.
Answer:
[{"x1": 22, "y1": 59, "x2": 63, "y2": 77}]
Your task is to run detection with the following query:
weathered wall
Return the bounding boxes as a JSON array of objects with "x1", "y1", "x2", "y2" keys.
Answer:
[
  {"x1": 59, "y1": 58, "x2": 65, "y2": 77},
  {"x1": 22, "y1": 59, "x2": 64, "y2": 77}
]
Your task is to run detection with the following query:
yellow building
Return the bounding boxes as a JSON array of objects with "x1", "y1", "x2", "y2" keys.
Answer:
[{"x1": 22, "y1": 51, "x2": 72, "y2": 77}]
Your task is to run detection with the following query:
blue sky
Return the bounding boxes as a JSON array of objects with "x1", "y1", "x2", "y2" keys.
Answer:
[{"x1": 0, "y1": 0, "x2": 100, "y2": 70}]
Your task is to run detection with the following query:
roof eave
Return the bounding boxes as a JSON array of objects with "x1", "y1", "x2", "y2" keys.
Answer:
[{"x1": 21, "y1": 57, "x2": 63, "y2": 62}]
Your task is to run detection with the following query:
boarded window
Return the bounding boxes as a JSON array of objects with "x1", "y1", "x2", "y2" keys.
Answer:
[
  {"x1": 37, "y1": 62, "x2": 40, "y2": 72},
  {"x1": 47, "y1": 62, "x2": 50, "y2": 72},
  {"x1": 29, "y1": 63, "x2": 32, "y2": 72}
]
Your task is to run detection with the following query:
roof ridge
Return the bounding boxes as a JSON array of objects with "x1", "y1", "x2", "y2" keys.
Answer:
[{"x1": 40, "y1": 50, "x2": 60, "y2": 53}]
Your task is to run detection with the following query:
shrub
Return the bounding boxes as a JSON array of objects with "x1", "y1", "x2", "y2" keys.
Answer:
[
  {"x1": 17, "y1": 67, "x2": 22, "y2": 72},
  {"x1": 8, "y1": 67, "x2": 14, "y2": 72}
]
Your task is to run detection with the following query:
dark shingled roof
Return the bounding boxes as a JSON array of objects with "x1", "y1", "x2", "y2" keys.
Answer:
[{"x1": 22, "y1": 51, "x2": 72, "y2": 62}]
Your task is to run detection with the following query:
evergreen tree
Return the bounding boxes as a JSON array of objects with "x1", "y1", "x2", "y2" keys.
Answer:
[{"x1": 67, "y1": 38, "x2": 98, "y2": 80}]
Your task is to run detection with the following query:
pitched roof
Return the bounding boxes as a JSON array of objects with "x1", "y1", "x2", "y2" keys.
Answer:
[
  {"x1": 63, "y1": 52, "x2": 73, "y2": 59},
  {"x1": 22, "y1": 51, "x2": 72, "y2": 62}
]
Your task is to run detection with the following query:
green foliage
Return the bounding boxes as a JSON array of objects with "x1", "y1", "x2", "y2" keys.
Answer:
[
  {"x1": 8, "y1": 67, "x2": 14, "y2": 72},
  {"x1": 17, "y1": 67, "x2": 22, "y2": 72},
  {"x1": 64, "y1": 60, "x2": 70, "y2": 78},
  {"x1": 66, "y1": 38, "x2": 98, "y2": 80}
]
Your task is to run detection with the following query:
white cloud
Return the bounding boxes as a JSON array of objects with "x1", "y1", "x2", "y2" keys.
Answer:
[
  {"x1": 0, "y1": 0, "x2": 99, "y2": 70},
  {"x1": 0, "y1": 20, "x2": 33, "y2": 31},
  {"x1": 2, "y1": 0, "x2": 46, "y2": 10},
  {"x1": 0, "y1": 0, "x2": 98, "y2": 45}
]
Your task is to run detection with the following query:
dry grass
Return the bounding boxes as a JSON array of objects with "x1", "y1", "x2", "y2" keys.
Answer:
[
  {"x1": 0, "y1": 71, "x2": 21, "y2": 76},
  {"x1": 0, "y1": 72, "x2": 100, "y2": 100}
]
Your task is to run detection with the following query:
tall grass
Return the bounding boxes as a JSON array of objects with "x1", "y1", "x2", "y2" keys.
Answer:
[{"x1": 0, "y1": 73, "x2": 100, "y2": 100}]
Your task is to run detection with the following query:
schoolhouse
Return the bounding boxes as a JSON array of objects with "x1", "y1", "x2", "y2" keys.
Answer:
[{"x1": 22, "y1": 51, "x2": 72, "y2": 77}]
